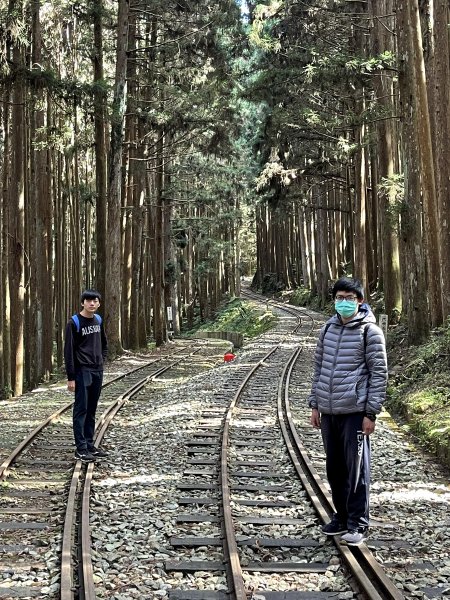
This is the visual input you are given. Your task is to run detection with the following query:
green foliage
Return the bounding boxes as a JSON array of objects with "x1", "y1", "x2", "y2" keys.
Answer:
[
  {"x1": 290, "y1": 286, "x2": 313, "y2": 306},
  {"x1": 0, "y1": 6, "x2": 28, "y2": 74},
  {"x1": 249, "y1": 1, "x2": 282, "y2": 51},
  {"x1": 387, "y1": 319, "x2": 450, "y2": 466},
  {"x1": 164, "y1": 260, "x2": 178, "y2": 286},
  {"x1": 240, "y1": 1, "x2": 398, "y2": 199},
  {"x1": 192, "y1": 298, "x2": 277, "y2": 338},
  {"x1": 289, "y1": 286, "x2": 334, "y2": 314},
  {"x1": 377, "y1": 174, "x2": 404, "y2": 223}
]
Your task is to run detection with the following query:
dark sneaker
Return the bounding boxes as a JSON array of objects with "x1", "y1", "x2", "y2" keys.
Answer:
[
  {"x1": 75, "y1": 450, "x2": 96, "y2": 463},
  {"x1": 341, "y1": 528, "x2": 367, "y2": 546},
  {"x1": 322, "y1": 517, "x2": 347, "y2": 536},
  {"x1": 88, "y1": 446, "x2": 108, "y2": 458}
]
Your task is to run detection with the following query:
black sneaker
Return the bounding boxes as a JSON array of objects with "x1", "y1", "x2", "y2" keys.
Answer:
[
  {"x1": 88, "y1": 446, "x2": 108, "y2": 458},
  {"x1": 322, "y1": 517, "x2": 347, "y2": 536},
  {"x1": 75, "y1": 450, "x2": 96, "y2": 463},
  {"x1": 341, "y1": 527, "x2": 368, "y2": 546}
]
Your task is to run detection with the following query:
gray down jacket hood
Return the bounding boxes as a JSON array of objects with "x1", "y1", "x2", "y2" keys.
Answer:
[{"x1": 308, "y1": 304, "x2": 388, "y2": 415}]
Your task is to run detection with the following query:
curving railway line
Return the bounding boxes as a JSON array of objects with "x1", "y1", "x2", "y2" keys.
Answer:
[
  {"x1": 1, "y1": 292, "x2": 448, "y2": 599},
  {"x1": 0, "y1": 341, "x2": 223, "y2": 599},
  {"x1": 163, "y1": 293, "x2": 405, "y2": 600}
]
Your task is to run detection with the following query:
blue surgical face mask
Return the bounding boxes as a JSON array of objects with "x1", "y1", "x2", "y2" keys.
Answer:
[{"x1": 335, "y1": 299, "x2": 358, "y2": 318}]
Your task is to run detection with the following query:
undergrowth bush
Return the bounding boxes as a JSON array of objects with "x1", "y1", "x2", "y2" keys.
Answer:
[
  {"x1": 289, "y1": 286, "x2": 333, "y2": 313},
  {"x1": 387, "y1": 318, "x2": 450, "y2": 467},
  {"x1": 187, "y1": 298, "x2": 277, "y2": 338}
]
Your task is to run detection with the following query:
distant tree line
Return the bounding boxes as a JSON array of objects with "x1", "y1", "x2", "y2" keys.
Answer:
[
  {"x1": 246, "y1": 0, "x2": 450, "y2": 344},
  {"x1": 2, "y1": 0, "x2": 447, "y2": 398},
  {"x1": 0, "y1": 0, "x2": 247, "y2": 398}
]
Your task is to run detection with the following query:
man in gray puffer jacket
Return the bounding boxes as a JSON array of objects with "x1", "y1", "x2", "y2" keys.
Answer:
[{"x1": 308, "y1": 277, "x2": 388, "y2": 546}]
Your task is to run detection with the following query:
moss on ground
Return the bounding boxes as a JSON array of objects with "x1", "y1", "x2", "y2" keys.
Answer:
[
  {"x1": 386, "y1": 322, "x2": 450, "y2": 469},
  {"x1": 287, "y1": 286, "x2": 334, "y2": 314},
  {"x1": 185, "y1": 297, "x2": 277, "y2": 339}
]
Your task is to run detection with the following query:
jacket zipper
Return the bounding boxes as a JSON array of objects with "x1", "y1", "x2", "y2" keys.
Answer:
[{"x1": 329, "y1": 326, "x2": 345, "y2": 414}]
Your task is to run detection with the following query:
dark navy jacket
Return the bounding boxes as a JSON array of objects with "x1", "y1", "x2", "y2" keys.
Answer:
[{"x1": 64, "y1": 314, "x2": 108, "y2": 380}]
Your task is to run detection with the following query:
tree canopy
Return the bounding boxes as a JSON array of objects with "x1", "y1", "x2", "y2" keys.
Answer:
[{"x1": 1, "y1": 0, "x2": 449, "y2": 397}]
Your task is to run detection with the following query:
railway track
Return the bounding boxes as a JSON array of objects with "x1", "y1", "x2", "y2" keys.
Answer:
[
  {"x1": 162, "y1": 295, "x2": 405, "y2": 599},
  {"x1": 2, "y1": 292, "x2": 448, "y2": 599},
  {"x1": 0, "y1": 340, "x2": 220, "y2": 600}
]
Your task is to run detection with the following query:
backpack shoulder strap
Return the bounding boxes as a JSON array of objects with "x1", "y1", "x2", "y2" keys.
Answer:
[
  {"x1": 321, "y1": 322, "x2": 332, "y2": 342},
  {"x1": 94, "y1": 314, "x2": 102, "y2": 325},
  {"x1": 363, "y1": 322, "x2": 369, "y2": 349},
  {"x1": 71, "y1": 314, "x2": 80, "y2": 333},
  {"x1": 362, "y1": 323, "x2": 372, "y2": 371}
]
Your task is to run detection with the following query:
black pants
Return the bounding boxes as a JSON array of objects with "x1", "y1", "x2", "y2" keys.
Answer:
[
  {"x1": 320, "y1": 413, "x2": 370, "y2": 530},
  {"x1": 73, "y1": 370, "x2": 103, "y2": 452}
]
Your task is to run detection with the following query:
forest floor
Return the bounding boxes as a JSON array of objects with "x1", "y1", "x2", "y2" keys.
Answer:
[{"x1": 385, "y1": 324, "x2": 450, "y2": 470}]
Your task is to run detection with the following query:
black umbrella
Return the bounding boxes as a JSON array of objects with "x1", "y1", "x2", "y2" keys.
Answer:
[{"x1": 354, "y1": 431, "x2": 366, "y2": 493}]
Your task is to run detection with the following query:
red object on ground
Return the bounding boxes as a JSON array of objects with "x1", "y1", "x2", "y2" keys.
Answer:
[{"x1": 224, "y1": 352, "x2": 236, "y2": 362}]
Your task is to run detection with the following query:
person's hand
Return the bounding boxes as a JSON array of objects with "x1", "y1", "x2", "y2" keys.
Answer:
[
  {"x1": 310, "y1": 408, "x2": 321, "y2": 428},
  {"x1": 362, "y1": 417, "x2": 376, "y2": 435},
  {"x1": 67, "y1": 380, "x2": 76, "y2": 392}
]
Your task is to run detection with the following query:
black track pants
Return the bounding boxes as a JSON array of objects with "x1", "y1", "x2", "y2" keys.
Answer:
[
  {"x1": 320, "y1": 413, "x2": 370, "y2": 530},
  {"x1": 73, "y1": 369, "x2": 103, "y2": 452}
]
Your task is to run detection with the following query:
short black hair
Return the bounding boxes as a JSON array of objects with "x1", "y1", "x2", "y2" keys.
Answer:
[
  {"x1": 332, "y1": 277, "x2": 364, "y2": 300},
  {"x1": 81, "y1": 289, "x2": 101, "y2": 303}
]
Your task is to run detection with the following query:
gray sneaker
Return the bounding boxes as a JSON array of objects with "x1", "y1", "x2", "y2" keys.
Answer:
[{"x1": 341, "y1": 528, "x2": 367, "y2": 546}]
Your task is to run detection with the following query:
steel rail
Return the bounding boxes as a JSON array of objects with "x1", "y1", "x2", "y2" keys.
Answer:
[
  {"x1": 278, "y1": 347, "x2": 405, "y2": 600},
  {"x1": 0, "y1": 401, "x2": 73, "y2": 481},
  {"x1": 0, "y1": 341, "x2": 203, "y2": 600},
  {"x1": 66, "y1": 295, "x2": 305, "y2": 600},
  {"x1": 218, "y1": 297, "x2": 305, "y2": 599},
  {"x1": 247, "y1": 288, "x2": 404, "y2": 598},
  {"x1": 0, "y1": 356, "x2": 168, "y2": 481},
  {"x1": 165, "y1": 291, "x2": 314, "y2": 599},
  {"x1": 220, "y1": 344, "x2": 280, "y2": 600},
  {"x1": 71, "y1": 348, "x2": 203, "y2": 600},
  {"x1": 241, "y1": 289, "x2": 312, "y2": 333}
]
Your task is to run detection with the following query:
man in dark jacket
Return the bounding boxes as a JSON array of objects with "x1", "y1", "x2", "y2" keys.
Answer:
[
  {"x1": 64, "y1": 290, "x2": 108, "y2": 463},
  {"x1": 308, "y1": 277, "x2": 388, "y2": 546}
]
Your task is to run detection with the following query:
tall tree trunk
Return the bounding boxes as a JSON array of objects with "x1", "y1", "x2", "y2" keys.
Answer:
[
  {"x1": 163, "y1": 152, "x2": 175, "y2": 333},
  {"x1": 354, "y1": 117, "x2": 368, "y2": 292},
  {"x1": 1, "y1": 84, "x2": 12, "y2": 398},
  {"x1": 186, "y1": 201, "x2": 194, "y2": 329},
  {"x1": 369, "y1": 0, "x2": 401, "y2": 319},
  {"x1": 432, "y1": 0, "x2": 450, "y2": 319},
  {"x1": 9, "y1": 45, "x2": 25, "y2": 396},
  {"x1": 153, "y1": 135, "x2": 165, "y2": 346},
  {"x1": 120, "y1": 10, "x2": 137, "y2": 347},
  {"x1": 306, "y1": 201, "x2": 316, "y2": 293},
  {"x1": 352, "y1": 1, "x2": 369, "y2": 293},
  {"x1": 129, "y1": 165, "x2": 144, "y2": 349},
  {"x1": 92, "y1": 0, "x2": 107, "y2": 299},
  {"x1": 408, "y1": 0, "x2": 442, "y2": 326},
  {"x1": 105, "y1": 0, "x2": 129, "y2": 356},
  {"x1": 397, "y1": 0, "x2": 429, "y2": 343},
  {"x1": 69, "y1": 118, "x2": 82, "y2": 309},
  {"x1": 298, "y1": 204, "x2": 310, "y2": 288},
  {"x1": 32, "y1": 0, "x2": 53, "y2": 382},
  {"x1": 315, "y1": 188, "x2": 330, "y2": 306}
]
